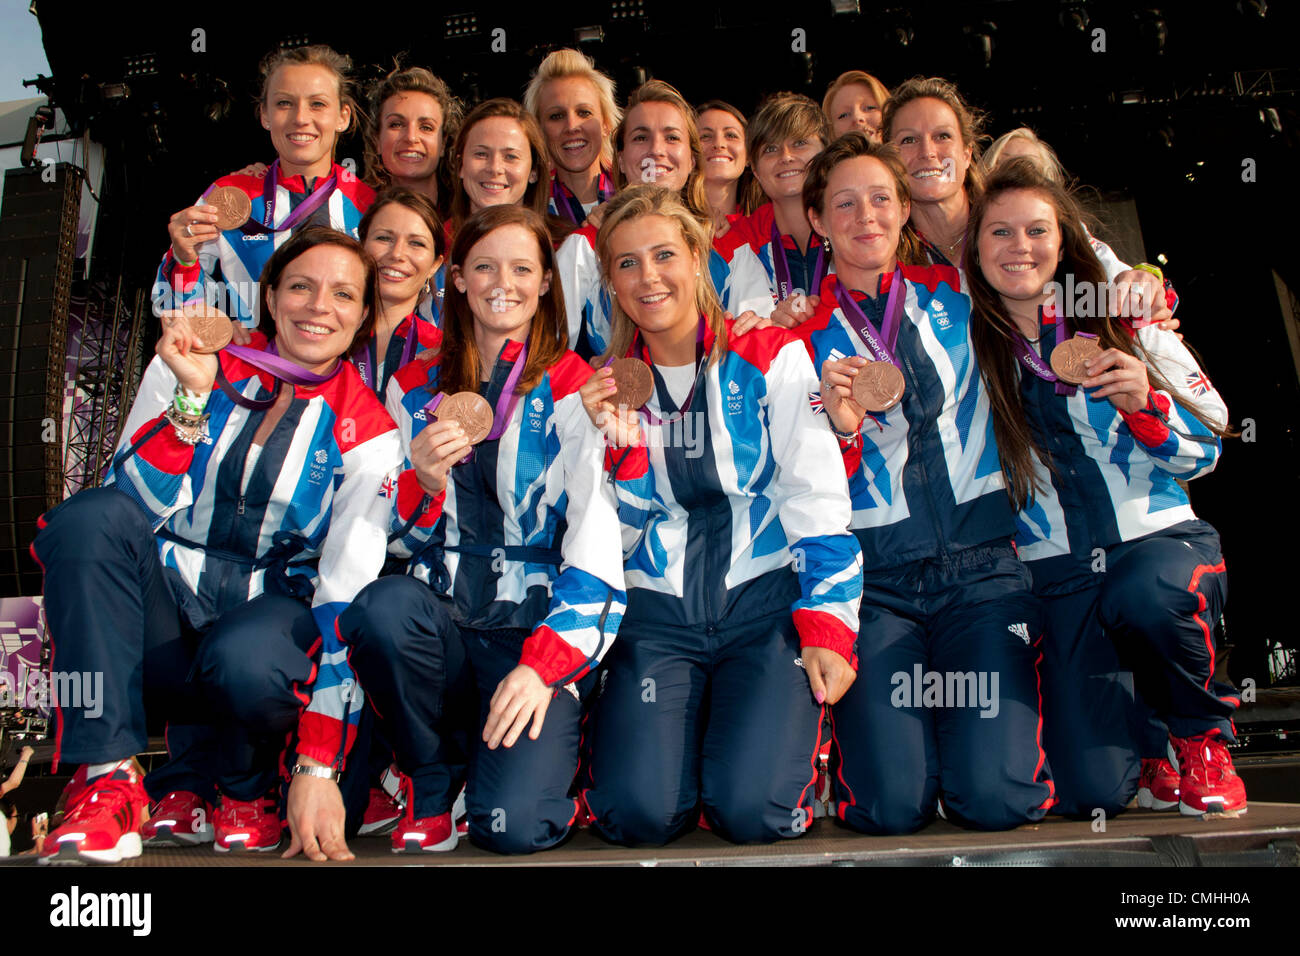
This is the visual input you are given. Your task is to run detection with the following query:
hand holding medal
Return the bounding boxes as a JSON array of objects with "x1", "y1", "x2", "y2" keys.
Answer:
[
  {"x1": 819, "y1": 354, "x2": 869, "y2": 437},
  {"x1": 1075, "y1": 344, "x2": 1152, "y2": 414},
  {"x1": 579, "y1": 360, "x2": 647, "y2": 448},
  {"x1": 156, "y1": 308, "x2": 222, "y2": 393}
]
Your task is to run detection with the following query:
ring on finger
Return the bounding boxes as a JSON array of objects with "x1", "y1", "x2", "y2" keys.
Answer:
[{"x1": 184, "y1": 223, "x2": 193, "y2": 237}]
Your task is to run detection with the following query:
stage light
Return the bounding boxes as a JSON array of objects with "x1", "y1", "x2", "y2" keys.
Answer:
[
  {"x1": 1121, "y1": 91, "x2": 1144, "y2": 105},
  {"x1": 1236, "y1": 0, "x2": 1267, "y2": 18},
  {"x1": 886, "y1": 8, "x2": 914, "y2": 47},
  {"x1": 445, "y1": 13, "x2": 480, "y2": 38},
  {"x1": 830, "y1": 0, "x2": 860, "y2": 14},
  {"x1": 99, "y1": 82, "x2": 129, "y2": 101},
  {"x1": 610, "y1": 0, "x2": 646, "y2": 21},
  {"x1": 278, "y1": 34, "x2": 311, "y2": 51},
  {"x1": 576, "y1": 25, "x2": 605, "y2": 44},
  {"x1": 123, "y1": 54, "x2": 157, "y2": 79},
  {"x1": 1260, "y1": 107, "x2": 1282, "y2": 133},
  {"x1": 1136, "y1": 7, "x2": 1168, "y2": 55}
]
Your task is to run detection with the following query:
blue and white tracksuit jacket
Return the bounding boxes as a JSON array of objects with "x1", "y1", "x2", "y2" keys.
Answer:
[
  {"x1": 384, "y1": 342, "x2": 627, "y2": 690},
  {"x1": 555, "y1": 222, "x2": 776, "y2": 359},
  {"x1": 714, "y1": 202, "x2": 832, "y2": 310},
  {"x1": 107, "y1": 334, "x2": 402, "y2": 767},
  {"x1": 1013, "y1": 319, "x2": 1227, "y2": 566},
  {"x1": 603, "y1": 321, "x2": 862, "y2": 665},
  {"x1": 796, "y1": 267, "x2": 1015, "y2": 568},
  {"x1": 152, "y1": 163, "x2": 375, "y2": 328}
]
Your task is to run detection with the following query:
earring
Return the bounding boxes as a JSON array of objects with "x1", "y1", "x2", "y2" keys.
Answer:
[
  {"x1": 421, "y1": 278, "x2": 432, "y2": 297},
  {"x1": 822, "y1": 235, "x2": 832, "y2": 254}
]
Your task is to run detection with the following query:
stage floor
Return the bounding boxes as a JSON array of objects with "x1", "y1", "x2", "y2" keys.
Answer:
[{"x1": 9, "y1": 802, "x2": 1299, "y2": 867}]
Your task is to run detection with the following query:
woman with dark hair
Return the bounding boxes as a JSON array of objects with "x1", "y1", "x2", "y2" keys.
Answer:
[
  {"x1": 798, "y1": 133, "x2": 1055, "y2": 835},
  {"x1": 448, "y1": 99, "x2": 552, "y2": 241},
  {"x1": 696, "y1": 100, "x2": 762, "y2": 230},
  {"x1": 355, "y1": 187, "x2": 444, "y2": 395},
  {"x1": 556, "y1": 80, "x2": 772, "y2": 360},
  {"x1": 965, "y1": 158, "x2": 1243, "y2": 818},
  {"x1": 155, "y1": 45, "x2": 375, "y2": 341},
  {"x1": 301, "y1": 205, "x2": 625, "y2": 855},
  {"x1": 576, "y1": 185, "x2": 861, "y2": 846},
  {"x1": 36, "y1": 228, "x2": 401, "y2": 863},
  {"x1": 364, "y1": 65, "x2": 462, "y2": 215}
]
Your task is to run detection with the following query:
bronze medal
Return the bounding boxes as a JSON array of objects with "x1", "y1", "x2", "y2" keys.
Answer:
[
  {"x1": 208, "y1": 186, "x2": 252, "y2": 231},
  {"x1": 851, "y1": 360, "x2": 905, "y2": 413},
  {"x1": 436, "y1": 391, "x2": 494, "y2": 445},
  {"x1": 182, "y1": 305, "x2": 234, "y2": 354},
  {"x1": 1049, "y1": 334, "x2": 1104, "y2": 386},
  {"x1": 609, "y1": 357, "x2": 653, "y2": 410}
]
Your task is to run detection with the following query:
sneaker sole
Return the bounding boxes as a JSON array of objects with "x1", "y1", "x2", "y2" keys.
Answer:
[
  {"x1": 144, "y1": 825, "x2": 215, "y2": 847},
  {"x1": 1179, "y1": 800, "x2": 1247, "y2": 818},
  {"x1": 392, "y1": 831, "x2": 458, "y2": 854},
  {"x1": 214, "y1": 837, "x2": 283, "y2": 853},
  {"x1": 40, "y1": 832, "x2": 142, "y2": 866},
  {"x1": 1136, "y1": 788, "x2": 1178, "y2": 811}
]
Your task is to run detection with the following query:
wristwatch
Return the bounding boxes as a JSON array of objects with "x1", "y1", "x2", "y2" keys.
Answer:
[{"x1": 291, "y1": 763, "x2": 340, "y2": 781}]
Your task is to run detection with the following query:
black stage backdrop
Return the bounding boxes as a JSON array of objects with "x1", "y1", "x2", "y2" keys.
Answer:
[{"x1": 23, "y1": 0, "x2": 1300, "y2": 685}]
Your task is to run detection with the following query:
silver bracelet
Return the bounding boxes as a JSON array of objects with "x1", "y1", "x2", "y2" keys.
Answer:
[{"x1": 291, "y1": 763, "x2": 340, "y2": 781}]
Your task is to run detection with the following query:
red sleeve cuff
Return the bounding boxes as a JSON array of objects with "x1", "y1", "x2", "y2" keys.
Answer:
[
  {"x1": 1119, "y1": 389, "x2": 1172, "y2": 448},
  {"x1": 838, "y1": 434, "x2": 862, "y2": 478},
  {"x1": 793, "y1": 608, "x2": 858, "y2": 671},
  {"x1": 519, "y1": 624, "x2": 591, "y2": 687},
  {"x1": 604, "y1": 443, "x2": 649, "y2": 480},
  {"x1": 295, "y1": 713, "x2": 357, "y2": 770},
  {"x1": 131, "y1": 414, "x2": 197, "y2": 474},
  {"x1": 396, "y1": 469, "x2": 443, "y2": 528},
  {"x1": 164, "y1": 252, "x2": 202, "y2": 294}
]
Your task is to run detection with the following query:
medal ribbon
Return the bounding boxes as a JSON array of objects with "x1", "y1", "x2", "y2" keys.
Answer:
[
  {"x1": 219, "y1": 341, "x2": 344, "y2": 409},
  {"x1": 633, "y1": 316, "x2": 707, "y2": 427},
  {"x1": 551, "y1": 170, "x2": 614, "y2": 226},
  {"x1": 421, "y1": 339, "x2": 529, "y2": 441},
  {"x1": 242, "y1": 160, "x2": 339, "y2": 235},
  {"x1": 833, "y1": 269, "x2": 906, "y2": 370},
  {"x1": 357, "y1": 316, "x2": 422, "y2": 395},
  {"x1": 771, "y1": 223, "x2": 828, "y2": 302}
]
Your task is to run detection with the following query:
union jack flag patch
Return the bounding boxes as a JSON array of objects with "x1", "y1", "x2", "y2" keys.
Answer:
[{"x1": 1185, "y1": 370, "x2": 1211, "y2": 397}]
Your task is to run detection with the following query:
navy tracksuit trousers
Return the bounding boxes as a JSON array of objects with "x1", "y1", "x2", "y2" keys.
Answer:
[
  {"x1": 832, "y1": 541, "x2": 1056, "y2": 835},
  {"x1": 31, "y1": 487, "x2": 319, "y2": 803},
  {"x1": 1031, "y1": 519, "x2": 1236, "y2": 817},
  {"x1": 339, "y1": 574, "x2": 589, "y2": 855},
  {"x1": 580, "y1": 569, "x2": 824, "y2": 846}
]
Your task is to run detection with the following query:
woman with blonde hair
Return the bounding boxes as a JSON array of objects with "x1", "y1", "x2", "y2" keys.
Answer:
[
  {"x1": 575, "y1": 184, "x2": 861, "y2": 845},
  {"x1": 523, "y1": 48, "x2": 620, "y2": 231}
]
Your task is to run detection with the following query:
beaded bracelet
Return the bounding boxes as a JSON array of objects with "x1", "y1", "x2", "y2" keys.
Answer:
[{"x1": 173, "y1": 383, "x2": 210, "y2": 418}]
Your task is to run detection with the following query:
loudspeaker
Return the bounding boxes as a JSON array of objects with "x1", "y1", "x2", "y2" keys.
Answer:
[{"x1": 0, "y1": 164, "x2": 80, "y2": 596}]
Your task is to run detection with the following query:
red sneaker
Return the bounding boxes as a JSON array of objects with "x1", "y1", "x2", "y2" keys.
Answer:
[
  {"x1": 359, "y1": 766, "x2": 407, "y2": 836},
  {"x1": 391, "y1": 812, "x2": 457, "y2": 853},
  {"x1": 1136, "y1": 758, "x2": 1180, "y2": 811},
  {"x1": 453, "y1": 785, "x2": 468, "y2": 836},
  {"x1": 142, "y1": 791, "x2": 214, "y2": 845},
  {"x1": 213, "y1": 795, "x2": 283, "y2": 852},
  {"x1": 51, "y1": 764, "x2": 89, "y2": 829},
  {"x1": 40, "y1": 760, "x2": 148, "y2": 865},
  {"x1": 1169, "y1": 732, "x2": 1247, "y2": 817}
]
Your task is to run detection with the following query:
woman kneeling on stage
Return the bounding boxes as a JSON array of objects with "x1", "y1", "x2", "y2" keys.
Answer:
[
  {"x1": 577, "y1": 184, "x2": 862, "y2": 845},
  {"x1": 34, "y1": 228, "x2": 401, "y2": 863},
  {"x1": 305, "y1": 204, "x2": 626, "y2": 856}
]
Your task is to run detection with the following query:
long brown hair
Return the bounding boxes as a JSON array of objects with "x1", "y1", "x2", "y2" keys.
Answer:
[
  {"x1": 696, "y1": 99, "x2": 763, "y2": 215},
  {"x1": 595, "y1": 184, "x2": 727, "y2": 367},
  {"x1": 449, "y1": 99, "x2": 553, "y2": 236},
  {"x1": 883, "y1": 76, "x2": 988, "y2": 201},
  {"x1": 437, "y1": 205, "x2": 568, "y2": 397},
  {"x1": 801, "y1": 132, "x2": 926, "y2": 269},
  {"x1": 612, "y1": 81, "x2": 712, "y2": 228},
  {"x1": 363, "y1": 64, "x2": 463, "y2": 215},
  {"x1": 965, "y1": 158, "x2": 1233, "y2": 511},
  {"x1": 258, "y1": 226, "x2": 378, "y2": 350}
]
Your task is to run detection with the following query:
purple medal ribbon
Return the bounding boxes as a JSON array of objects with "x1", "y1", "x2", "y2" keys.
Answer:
[
  {"x1": 421, "y1": 338, "x2": 529, "y2": 441},
  {"x1": 770, "y1": 223, "x2": 828, "y2": 302},
  {"x1": 551, "y1": 170, "x2": 614, "y2": 226},
  {"x1": 241, "y1": 160, "x2": 338, "y2": 235},
  {"x1": 219, "y1": 341, "x2": 343, "y2": 410},
  {"x1": 833, "y1": 269, "x2": 906, "y2": 370},
  {"x1": 356, "y1": 317, "x2": 422, "y2": 395},
  {"x1": 633, "y1": 317, "x2": 707, "y2": 427}
]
